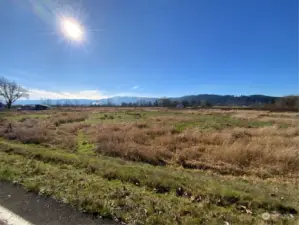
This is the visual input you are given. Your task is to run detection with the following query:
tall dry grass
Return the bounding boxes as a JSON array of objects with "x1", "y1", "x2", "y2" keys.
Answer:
[
  {"x1": 89, "y1": 123, "x2": 172, "y2": 165},
  {"x1": 88, "y1": 120, "x2": 299, "y2": 176},
  {"x1": 51, "y1": 112, "x2": 88, "y2": 126},
  {"x1": 1, "y1": 108, "x2": 298, "y2": 177},
  {"x1": 0, "y1": 113, "x2": 86, "y2": 150}
]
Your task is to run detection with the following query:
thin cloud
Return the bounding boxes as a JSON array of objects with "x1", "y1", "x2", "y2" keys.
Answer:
[
  {"x1": 131, "y1": 85, "x2": 140, "y2": 90},
  {"x1": 28, "y1": 89, "x2": 108, "y2": 100},
  {"x1": 112, "y1": 92, "x2": 157, "y2": 98}
]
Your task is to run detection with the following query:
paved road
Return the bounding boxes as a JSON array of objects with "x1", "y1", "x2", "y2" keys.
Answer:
[{"x1": 0, "y1": 181, "x2": 118, "y2": 225}]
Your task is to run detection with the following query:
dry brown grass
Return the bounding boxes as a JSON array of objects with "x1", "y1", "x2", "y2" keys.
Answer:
[
  {"x1": 0, "y1": 118, "x2": 54, "y2": 144},
  {"x1": 232, "y1": 110, "x2": 299, "y2": 123},
  {"x1": 59, "y1": 122, "x2": 91, "y2": 134},
  {"x1": 0, "y1": 114, "x2": 84, "y2": 150},
  {"x1": 159, "y1": 126, "x2": 299, "y2": 176},
  {"x1": 86, "y1": 111, "x2": 299, "y2": 177},
  {"x1": 51, "y1": 112, "x2": 88, "y2": 126},
  {"x1": 89, "y1": 123, "x2": 172, "y2": 165},
  {"x1": 1, "y1": 108, "x2": 298, "y2": 178}
]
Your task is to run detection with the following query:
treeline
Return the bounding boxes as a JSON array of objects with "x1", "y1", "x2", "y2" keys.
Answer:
[
  {"x1": 175, "y1": 94, "x2": 277, "y2": 106},
  {"x1": 265, "y1": 95, "x2": 298, "y2": 110},
  {"x1": 119, "y1": 98, "x2": 212, "y2": 108},
  {"x1": 38, "y1": 95, "x2": 298, "y2": 111},
  {"x1": 121, "y1": 95, "x2": 298, "y2": 109},
  {"x1": 40, "y1": 99, "x2": 85, "y2": 106},
  {"x1": 120, "y1": 95, "x2": 298, "y2": 111},
  {"x1": 120, "y1": 94, "x2": 280, "y2": 108}
]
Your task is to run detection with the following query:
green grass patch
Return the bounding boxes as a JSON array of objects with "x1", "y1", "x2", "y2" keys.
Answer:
[
  {"x1": 87, "y1": 111, "x2": 184, "y2": 124},
  {"x1": 1, "y1": 152, "x2": 266, "y2": 225},
  {"x1": 3, "y1": 114, "x2": 50, "y2": 122},
  {"x1": 87, "y1": 112, "x2": 144, "y2": 124},
  {"x1": 76, "y1": 131, "x2": 94, "y2": 154},
  {"x1": 175, "y1": 115, "x2": 274, "y2": 132},
  {"x1": 0, "y1": 140, "x2": 298, "y2": 222},
  {"x1": 0, "y1": 151, "x2": 298, "y2": 224}
]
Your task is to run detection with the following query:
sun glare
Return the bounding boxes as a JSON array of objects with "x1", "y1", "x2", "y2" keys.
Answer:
[{"x1": 60, "y1": 18, "x2": 84, "y2": 42}]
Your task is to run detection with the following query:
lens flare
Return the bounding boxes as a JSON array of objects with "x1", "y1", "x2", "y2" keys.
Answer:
[
  {"x1": 60, "y1": 18, "x2": 84, "y2": 42},
  {"x1": 26, "y1": 0, "x2": 97, "y2": 51}
]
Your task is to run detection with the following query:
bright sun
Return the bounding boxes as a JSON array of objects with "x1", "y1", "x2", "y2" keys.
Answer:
[{"x1": 60, "y1": 18, "x2": 84, "y2": 42}]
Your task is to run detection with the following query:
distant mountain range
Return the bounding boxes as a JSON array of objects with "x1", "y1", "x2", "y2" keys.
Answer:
[
  {"x1": 15, "y1": 94, "x2": 279, "y2": 106},
  {"x1": 15, "y1": 99, "x2": 94, "y2": 105},
  {"x1": 95, "y1": 96, "x2": 158, "y2": 105},
  {"x1": 15, "y1": 97, "x2": 158, "y2": 106}
]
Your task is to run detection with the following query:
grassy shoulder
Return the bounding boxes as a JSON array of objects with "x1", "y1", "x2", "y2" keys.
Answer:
[{"x1": 0, "y1": 140, "x2": 298, "y2": 224}]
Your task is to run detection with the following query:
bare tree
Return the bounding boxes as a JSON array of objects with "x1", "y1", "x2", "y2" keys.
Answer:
[{"x1": 0, "y1": 76, "x2": 29, "y2": 109}]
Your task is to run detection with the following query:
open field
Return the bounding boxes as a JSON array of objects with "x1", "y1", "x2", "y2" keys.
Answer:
[{"x1": 0, "y1": 107, "x2": 298, "y2": 224}]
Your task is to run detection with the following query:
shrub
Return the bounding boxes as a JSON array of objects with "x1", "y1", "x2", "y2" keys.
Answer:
[
  {"x1": 51, "y1": 112, "x2": 88, "y2": 126},
  {"x1": 0, "y1": 121, "x2": 54, "y2": 145}
]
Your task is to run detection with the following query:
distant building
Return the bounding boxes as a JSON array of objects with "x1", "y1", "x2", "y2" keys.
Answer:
[
  {"x1": 18, "y1": 105, "x2": 35, "y2": 111},
  {"x1": 34, "y1": 104, "x2": 50, "y2": 110},
  {"x1": 17, "y1": 104, "x2": 50, "y2": 111}
]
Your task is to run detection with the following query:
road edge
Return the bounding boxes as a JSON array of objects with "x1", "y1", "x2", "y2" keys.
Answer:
[{"x1": 0, "y1": 204, "x2": 34, "y2": 225}]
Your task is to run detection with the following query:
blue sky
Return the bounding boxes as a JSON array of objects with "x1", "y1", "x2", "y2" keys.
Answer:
[{"x1": 0, "y1": 0, "x2": 298, "y2": 99}]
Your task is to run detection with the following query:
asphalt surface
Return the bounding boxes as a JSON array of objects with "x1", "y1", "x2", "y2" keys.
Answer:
[{"x1": 0, "y1": 181, "x2": 118, "y2": 225}]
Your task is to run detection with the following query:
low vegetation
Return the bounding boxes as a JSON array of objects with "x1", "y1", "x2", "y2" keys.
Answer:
[{"x1": 0, "y1": 107, "x2": 298, "y2": 224}]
